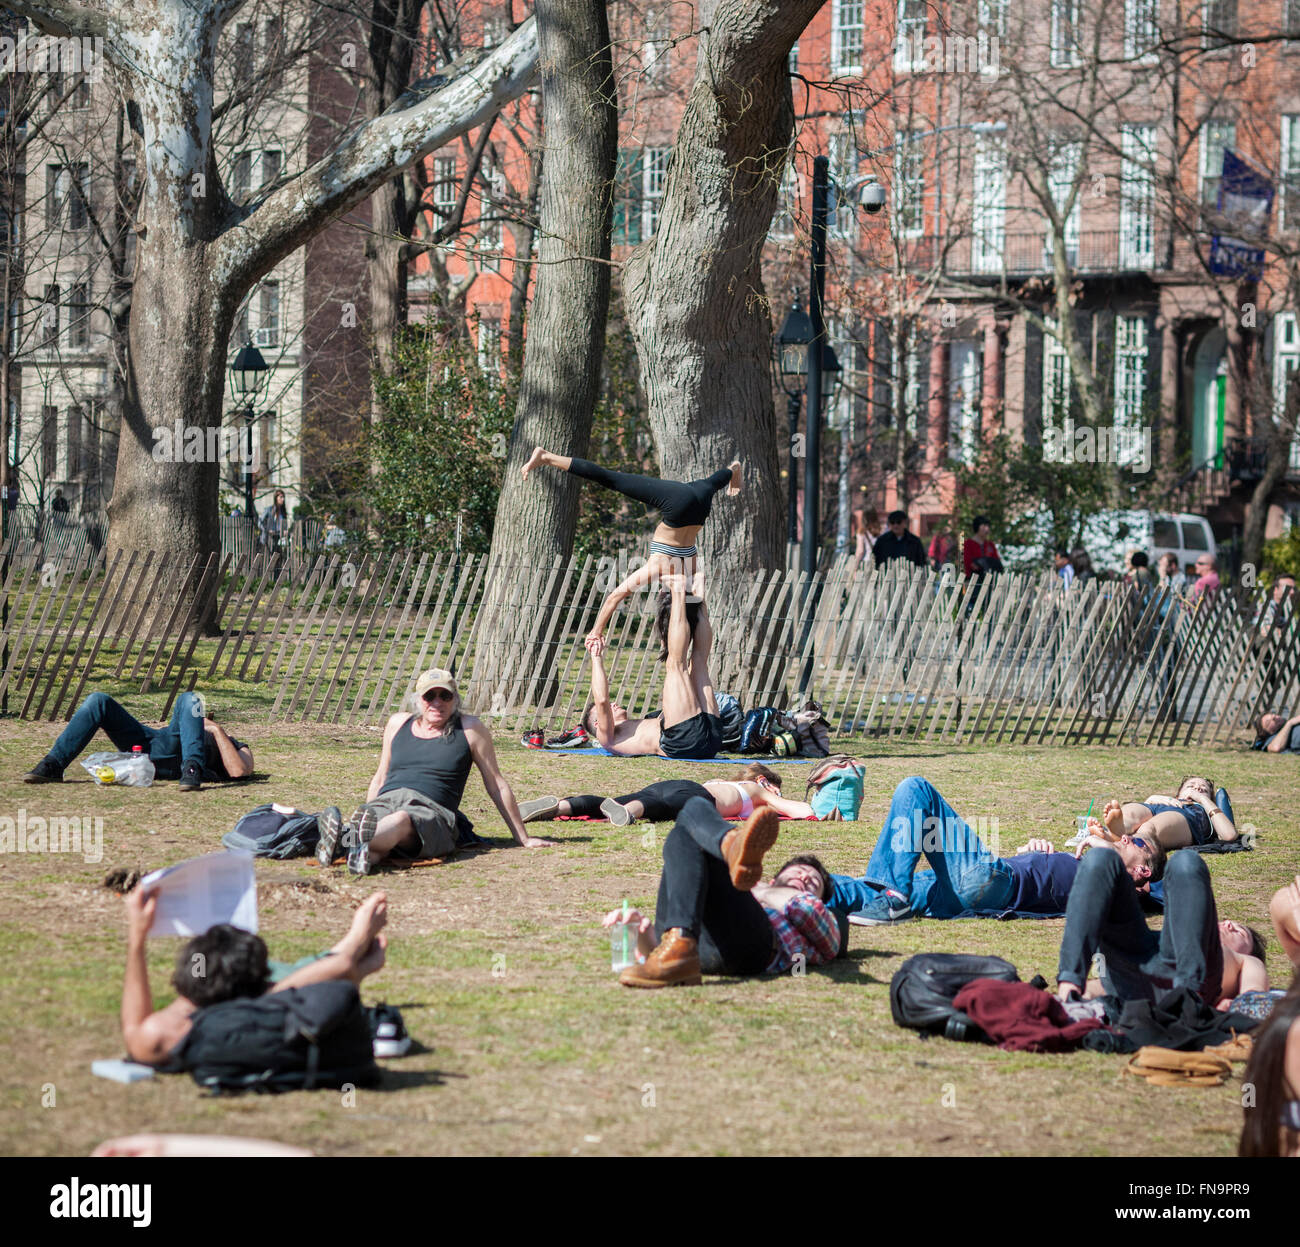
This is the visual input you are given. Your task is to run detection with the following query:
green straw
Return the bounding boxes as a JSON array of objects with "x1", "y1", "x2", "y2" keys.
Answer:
[
  {"x1": 1084, "y1": 798, "x2": 1094, "y2": 824},
  {"x1": 621, "y1": 897, "x2": 630, "y2": 966}
]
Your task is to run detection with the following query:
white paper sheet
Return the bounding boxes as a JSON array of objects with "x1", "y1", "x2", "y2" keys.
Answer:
[{"x1": 139, "y1": 851, "x2": 258, "y2": 937}]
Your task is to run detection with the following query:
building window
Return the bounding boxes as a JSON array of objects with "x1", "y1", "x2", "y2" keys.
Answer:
[
  {"x1": 1113, "y1": 315, "x2": 1149, "y2": 462},
  {"x1": 971, "y1": 135, "x2": 1006, "y2": 273},
  {"x1": 789, "y1": 41, "x2": 799, "y2": 73},
  {"x1": 1200, "y1": 119, "x2": 1235, "y2": 209},
  {"x1": 1043, "y1": 320, "x2": 1072, "y2": 426},
  {"x1": 1050, "y1": 0, "x2": 1081, "y2": 67},
  {"x1": 893, "y1": 132, "x2": 925, "y2": 238},
  {"x1": 1045, "y1": 138, "x2": 1081, "y2": 262},
  {"x1": 478, "y1": 164, "x2": 505, "y2": 270},
  {"x1": 641, "y1": 146, "x2": 670, "y2": 239},
  {"x1": 948, "y1": 342, "x2": 982, "y2": 465},
  {"x1": 232, "y1": 152, "x2": 252, "y2": 201},
  {"x1": 893, "y1": 0, "x2": 924, "y2": 72},
  {"x1": 1124, "y1": 0, "x2": 1160, "y2": 60},
  {"x1": 1288, "y1": 0, "x2": 1300, "y2": 45},
  {"x1": 770, "y1": 154, "x2": 800, "y2": 241},
  {"x1": 477, "y1": 313, "x2": 501, "y2": 376},
  {"x1": 65, "y1": 406, "x2": 81, "y2": 480},
  {"x1": 1120, "y1": 124, "x2": 1157, "y2": 267},
  {"x1": 832, "y1": 0, "x2": 865, "y2": 76},
  {"x1": 79, "y1": 405, "x2": 98, "y2": 479},
  {"x1": 48, "y1": 163, "x2": 89, "y2": 230},
  {"x1": 41, "y1": 405, "x2": 57, "y2": 480},
  {"x1": 1202, "y1": 0, "x2": 1238, "y2": 50},
  {"x1": 263, "y1": 17, "x2": 284, "y2": 92},
  {"x1": 902, "y1": 324, "x2": 923, "y2": 437},
  {"x1": 261, "y1": 150, "x2": 282, "y2": 189},
  {"x1": 256, "y1": 280, "x2": 280, "y2": 348},
  {"x1": 978, "y1": 0, "x2": 1008, "y2": 38},
  {"x1": 1282, "y1": 116, "x2": 1300, "y2": 233},
  {"x1": 40, "y1": 284, "x2": 59, "y2": 348},
  {"x1": 234, "y1": 22, "x2": 254, "y2": 79},
  {"x1": 1275, "y1": 312, "x2": 1299, "y2": 414},
  {"x1": 66, "y1": 281, "x2": 90, "y2": 349},
  {"x1": 828, "y1": 129, "x2": 859, "y2": 237},
  {"x1": 642, "y1": 10, "x2": 670, "y2": 82},
  {"x1": 433, "y1": 156, "x2": 458, "y2": 219},
  {"x1": 482, "y1": 16, "x2": 507, "y2": 48}
]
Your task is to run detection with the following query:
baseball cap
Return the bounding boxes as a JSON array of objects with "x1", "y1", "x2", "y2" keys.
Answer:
[{"x1": 415, "y1": 668, "x2": 457, "y2": 698}]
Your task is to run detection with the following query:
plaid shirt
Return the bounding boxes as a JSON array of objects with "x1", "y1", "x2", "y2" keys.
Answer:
[{"x1": 762, "y1": 894, "x2": 841, "y2": 974}]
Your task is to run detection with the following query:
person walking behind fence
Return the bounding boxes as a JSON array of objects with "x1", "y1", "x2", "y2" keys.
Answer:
[
  {"x1": 520, "y1": 447, "x2": 741, "y2": 641},
  {"x1": 318, "y1": 668, "x2": 556, "y2": 874},
  {"x1": 872, "y1": 511, "x2": 927, "y2": 569},
  {"x1": 600, "y1": 799, "x2": 840, "y2": 988},
  {"x1": 927, "y1": 527, "x2": 957, "y2": 574},
  {"x1": 852, "y1": 507, "x2": 882, "y2": 568},
  {"x1": 581, "y1": 574, "x2": 723, "y2": 759},
  {"x1": 962, "y1": 516, "x2": 1003, "y2": 579},
  {"x1": 1190, "y1": 553, "x2": 1220, "y2": 601},
  {"x1": 1070, "y1": 548, "x2": 1095, "y2": 588},
  {"x1": 260, "y1": 489, "x2": 290, "y2": 560},
  {"x1": 1054, "y1": 548, "x2": 1075, "y2": 588},
  {"x1": 23, "y1": 692, "x2": 253, "y2": 790}
]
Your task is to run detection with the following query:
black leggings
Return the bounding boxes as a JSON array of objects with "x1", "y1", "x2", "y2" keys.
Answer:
[
  {"x1": 565, "y1": 779, "x2": 712, "y2": 822},
  {"x1": 567, "y1": 459, "x2": 732, "y2": 528},
  {"x1": 654, "y1": 796, "x2": 775, "y2": 976}
]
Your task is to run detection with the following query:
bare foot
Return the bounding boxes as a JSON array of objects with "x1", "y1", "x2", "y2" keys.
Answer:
[
  {"x1": 337, "y1": 891, "x2": 387, "y2": 962},
  {"x1": 353, "y1": 931, "x2": 387, "y2": 980},
  {"x1": 727, "y1": 459, "x2": 743, "y2": 495},
  {"x1": 521, "y1": 447, "x2": 548, "y2": 481},
  {"x1": 1101, "y1": 800, "x2": 1125, "y2": 839}
]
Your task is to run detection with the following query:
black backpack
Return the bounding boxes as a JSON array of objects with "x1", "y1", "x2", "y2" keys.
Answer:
[
  {"x1": 172, "y1": 981, "x2": 381, "y2": 1094},
  {"x1": 889, "y1": 953, "x2": 1020, "y2": 1043},
  {"x1": 716, "y1": 691, "x2": 744, "y2": 751}
]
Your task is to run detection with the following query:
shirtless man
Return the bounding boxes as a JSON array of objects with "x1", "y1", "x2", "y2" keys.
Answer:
[
  {"x1": 583, "y1": 574, "x2": 723, "y2": 760},
  {"x1": 1056, "y1": 845, "x2": 1267, "y2": 1010},
  {"x1": 1272, "y1": 874, "x2": 1300, "y2": 967},
  {"x1": 120, "y1": 887, "x2": 389, "y2": 1066},
  {"x1": 1095, "y1": 776, "x2": 1236, "y2": 849}
]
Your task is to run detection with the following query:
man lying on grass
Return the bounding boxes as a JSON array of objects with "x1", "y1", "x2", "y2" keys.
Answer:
[
  {"x1": 825, "y1": 776, "x2": 1165, "y2": 925},
  {"x1": 600, "y1": 799, "x2": 839, "y2": 987},
  {"x1": 1055, "y1": 849, "x2": 1269, "y2": 1010},
  {"x1": 120, "y1": 886, "x2": 389, "y2": 1065}
]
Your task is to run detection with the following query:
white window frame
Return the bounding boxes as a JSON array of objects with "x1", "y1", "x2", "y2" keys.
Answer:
[
  {"x1": 902, "y1": 326, "x2": 922, "y2": 438},
  {"x1": 1113, "y1": 315, "x2": 1149, "y2": 462},
  {"x1": 893, "y1": 0, "x2": 925, "y2": 72},
  {"x1": 1124, "y1": 0, "x2": 1160, "y2": 62},
  {"x1": 1043, "y1": 319, "x2": 1073, "y2": 426},
  {"x1": 1199, "y1": 119, "x2": 1236, "y2": 210},
  {"x1": 641, "y1": 146, "x2": 671, "y2": 239},
  {"x1": 433, "y1": 156, "x2": 458, "y2": 217},
  {"x1": 971, "y1": 136, "x2": 1006, "y2": 273},
  {"x1": 1050, "y1": 0, "x2": 1081, "y2": 68},
  {"x1": 832, "y1": 0, "x2": 865, "y2": 76},
  {"x1": 1274, "y1": 311, "x2": 1299, "y2": 416},
  {"x1": 251, "y1": 279, "x2": 280, "y2": 349},
  {"x1": 1045, "y1": 139, "x2": 1082, "y2": 263},
  {"x1": 948, "y1": 341, "x2": 982, "y2": 466},
  {"x1": 977, "y1": 0, "x2": 1008, "y2": 38},
  {"x1": 1201, "y1": 0, "x2": 1238, "y2": 51},
  {"x1": 769, "y1": 155, "x2": 800, "y2": 241},
  {"x1": 477, "y1": 315, "x2": 502, "y2": 375},
  {"x1": 828, "y1": 130, "x2": 859, "y2": 238},
  {"x1": 642, "y1": 9, "x2": 670, "y2": 82},
  {"x1": 1119, "y1": 124, "x2": 1157, "y2": 268},
  {"x1": 1281, "y1": 116, "x2": 1300, "y2": 234},
  {"x1": 893, "y1": 132, "x2": 925, "y2": 239}
]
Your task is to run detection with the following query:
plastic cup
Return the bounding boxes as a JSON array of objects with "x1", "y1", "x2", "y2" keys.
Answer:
[{"x1": 610, "y1": 920, "x2": 636, "y2": 972}]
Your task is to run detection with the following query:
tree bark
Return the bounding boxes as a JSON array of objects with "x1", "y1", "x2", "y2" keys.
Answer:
[
  {"x1": 468, "y1": 0, "x2": 616, "y2": 709},
  {"x1": 622, "y1": 0, "x2": 821, "y2": 597}
]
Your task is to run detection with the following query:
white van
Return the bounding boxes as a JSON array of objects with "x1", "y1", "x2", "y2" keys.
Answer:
[{"x1": 1000, "y1": 510, "x2": 1217, "y2": 575}]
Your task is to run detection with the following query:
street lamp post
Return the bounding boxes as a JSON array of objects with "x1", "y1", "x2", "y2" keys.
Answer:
[
  {"x1": 774, "y1": 295, "x2": 813, "y2": 550},
  {"x1": 228, "y1": 341, "x2": 270, "y2": 548}
]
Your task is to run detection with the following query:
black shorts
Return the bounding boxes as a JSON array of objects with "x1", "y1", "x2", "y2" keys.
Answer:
[
  {"x1": 1145, "y1": 801, "x2": 1214, "y2": 846},
  {"x1": 659, "y1": 712, "x2": 723, "y2": 760}
]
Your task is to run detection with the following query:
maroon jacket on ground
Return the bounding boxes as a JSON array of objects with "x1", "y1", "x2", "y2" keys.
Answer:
[{"x1": 953, "y1": 979, "x2": 1104, "y2": 1052}]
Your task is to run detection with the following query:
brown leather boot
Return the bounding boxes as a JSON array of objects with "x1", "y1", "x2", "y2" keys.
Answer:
[
  {"x1": 719, "y1": 807, "x2": 780, "y2": 891},
  {"x1": 619, "y1": 928, "x2": 702, "y2": 988}
]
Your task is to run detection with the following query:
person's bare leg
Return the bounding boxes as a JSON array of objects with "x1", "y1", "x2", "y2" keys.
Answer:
[
  {"x1": 369, "y1": 811, "x2": 418, "y2": 863},
  {"x1": 1143, "y1": 810, "x2": 1193, "y2": 851},
  {"x1": 521, "y1": 448, "x2": 573, "y2": 481},
  {"x1": 689, "y1": 599, "x2": 719, "y2": 717},
  {"x1": 1271, "y1": 876, "x2": 1300, "y2": 967},
  {"x1": 660, "y1": 577, "x2": 699, "y2": 729}
]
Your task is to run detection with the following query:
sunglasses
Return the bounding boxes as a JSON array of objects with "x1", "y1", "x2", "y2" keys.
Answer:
[{"x1": 422, "y1": 688, "x2": 454, "y2": 703}]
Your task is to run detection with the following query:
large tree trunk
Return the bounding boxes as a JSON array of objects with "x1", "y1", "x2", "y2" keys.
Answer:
[
  {"x1": 467, "y1": 0, "x2": 615, "y2": 709},
  {"x1": 622, "y1": 0, "x2": 820, "y2": 599}
]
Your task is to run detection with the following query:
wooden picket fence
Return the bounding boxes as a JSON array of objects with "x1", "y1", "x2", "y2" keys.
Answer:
[{"x1": 1, "y1": 539, "x2": 1297, "y2": 746}]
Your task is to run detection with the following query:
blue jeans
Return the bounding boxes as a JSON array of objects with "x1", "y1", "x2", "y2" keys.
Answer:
[
  {"x1": 829, "y1": 776, "x2": 1014, "y2": 918},
  {"x1": 1057, "y1": 848, "x2": 1222, "y2": 1003},
  {"x1": 47, "y1": 691, "x2": 206, "y2": 780}
]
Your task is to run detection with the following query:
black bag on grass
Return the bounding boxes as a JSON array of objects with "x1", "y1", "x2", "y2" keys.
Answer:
[
  {"x1": 890, "y1": 953, "x2": 1020, "y2": 1044},
  {"x1": 716, "y1": 691, "x2": 744, "y2": 751},
  {"x1": 173, "y1": 981, "x2": 380, "y2": 1094}
]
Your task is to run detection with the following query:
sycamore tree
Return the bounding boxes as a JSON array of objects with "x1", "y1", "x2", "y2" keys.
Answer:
[{"x1": 0, "y1": 0, "x2": 539, "y2": 612}]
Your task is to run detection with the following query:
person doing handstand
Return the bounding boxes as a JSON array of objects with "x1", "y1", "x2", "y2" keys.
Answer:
[{"x1": 521, "y1": 448, "x2": 742, "y2": 640}]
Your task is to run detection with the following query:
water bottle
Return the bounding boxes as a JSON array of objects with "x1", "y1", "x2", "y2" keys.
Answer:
[
  {"x1": 126, "y1": 745, "x2": 155, "y2": 788},
  {"x1": 609, "y1": 899, "x2": 637, "y2": 972}
]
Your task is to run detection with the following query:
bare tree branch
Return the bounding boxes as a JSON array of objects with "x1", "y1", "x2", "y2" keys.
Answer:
[
  {"x1": 0, "y1": 0, "x2": 108, "y2": 38},
  {"x1": 215, "y1": 14, "x2": 537, "y2": 292}
]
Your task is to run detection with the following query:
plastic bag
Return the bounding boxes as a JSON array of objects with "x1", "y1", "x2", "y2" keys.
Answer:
[{"x1": 81, "y1": 750, "x2": 155, "y2": 787}]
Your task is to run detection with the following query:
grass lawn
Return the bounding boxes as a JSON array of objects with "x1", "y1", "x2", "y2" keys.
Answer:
[{"x1": 0, "y1": 714, "x2": 1294, "y2": 1157}]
